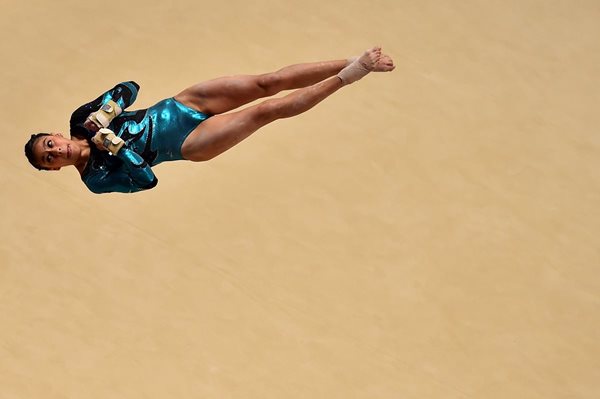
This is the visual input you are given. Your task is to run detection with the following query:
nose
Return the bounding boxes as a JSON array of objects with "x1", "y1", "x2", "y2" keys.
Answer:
[{"x1": 50, "y1": 146, "x2": 63, "y2": 156}]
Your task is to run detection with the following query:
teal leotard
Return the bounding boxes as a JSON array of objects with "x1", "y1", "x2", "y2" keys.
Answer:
[{"x1": 69, "y1": 82, "x2": 210, "y2": 194}]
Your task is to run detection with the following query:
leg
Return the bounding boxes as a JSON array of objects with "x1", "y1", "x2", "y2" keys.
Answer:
[
  {"x1": 174, "y1": 60, "x2": 348, "y2": 115},
  {"x1": 181, "y1": 47, "x2": 393, "y2": 162},
  {"x1": 181, "y1": 76, "x2": 344, "y2": 161}
]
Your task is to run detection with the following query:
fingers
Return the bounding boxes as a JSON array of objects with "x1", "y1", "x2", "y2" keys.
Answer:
[{"x1": 84, "y1": 117, "x2": 100, "y2": 133}]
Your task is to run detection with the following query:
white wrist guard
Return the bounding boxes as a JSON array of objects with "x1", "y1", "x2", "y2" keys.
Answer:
[
  {"x1": 90, "y1": 100, "x2": 123, "y2": 128},
  {"x1": 92, "y1": 128, "x2": 125, "y2": 155}
]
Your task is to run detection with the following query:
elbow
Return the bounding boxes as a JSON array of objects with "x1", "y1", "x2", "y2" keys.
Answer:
[
  {"x1": 88, "y1": 186, "x2": 108, "y2": 195},
  {"x1": 126, "y1": 81, "x2": 140, "y2": 90},
  {"x1": 142, "y1": 176, "x2": 158, "y2": 190}
]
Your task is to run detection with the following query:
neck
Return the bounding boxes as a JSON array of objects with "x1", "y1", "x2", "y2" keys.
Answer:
[{"x1": 73, "y1": 136, "x2": 91, "y2": 173}]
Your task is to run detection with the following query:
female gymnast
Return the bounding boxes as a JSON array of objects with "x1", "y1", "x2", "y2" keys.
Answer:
[{"x1": 24, "y1": 47, "x2": 394, "y2": 194}]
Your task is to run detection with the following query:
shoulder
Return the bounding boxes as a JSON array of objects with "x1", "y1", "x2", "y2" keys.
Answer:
[{"x1": 118, "y1": 81, "x2": 140, "y2": 91}]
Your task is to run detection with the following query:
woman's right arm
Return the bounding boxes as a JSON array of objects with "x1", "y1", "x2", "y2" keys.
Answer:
[{"x1": 70, "y1": 81, "x2": 140, "y2": 137}]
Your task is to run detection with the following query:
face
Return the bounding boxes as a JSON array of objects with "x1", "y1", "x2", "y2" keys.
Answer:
[{"x1": 33, "y1": 133, "x2": 80, "y2": 170}]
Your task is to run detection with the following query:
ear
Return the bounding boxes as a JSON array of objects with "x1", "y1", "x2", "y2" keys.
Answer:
[{"x1": 54, "y1": 133, "x2": 64, "y2": 137}]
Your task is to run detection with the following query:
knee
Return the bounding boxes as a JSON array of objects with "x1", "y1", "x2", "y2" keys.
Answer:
[
  {"x1": 188, "y1": 153, "x2": 215, "y2": 162},
  {"x1": 256, "y1": 73, "x2": 283, "y2": 96},
  {"x1": 182, "y1": 144, "x2": 217, "y2": 162},
  {"x1": 184, "y1": 151, "x2": 213, "y2": 162}
]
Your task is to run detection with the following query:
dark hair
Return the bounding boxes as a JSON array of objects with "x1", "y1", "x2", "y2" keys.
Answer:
[{"x1": 24, "y1": 133, "x2": 51, "y2": 170}]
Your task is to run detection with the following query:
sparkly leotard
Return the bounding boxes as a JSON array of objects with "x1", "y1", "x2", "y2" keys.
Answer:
[{"x1": 70, "y1": 82, "x2": 210, "y2": 194}]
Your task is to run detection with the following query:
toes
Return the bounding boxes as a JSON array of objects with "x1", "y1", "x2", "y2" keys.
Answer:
[
  {"x1": 380, "y1": 54, "x2": 394, "y2": 65},
  {"x1": 356, "y1": 47, "x2": 392, "y2": 72},
  {"x1": 373, "y1": 54, "x2": 396, "y2": 72},
  {"x1": 366, "y1": 46, "x2": 382, "y2": 57}
]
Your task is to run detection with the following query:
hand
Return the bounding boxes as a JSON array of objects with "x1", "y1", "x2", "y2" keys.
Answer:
[
  {"x1": 92, "y1": 128, "x2": 125, "y2": 154},
  {"x1": 84, "y1": 116, "x2": 100, "y2": 133},
  {"x1": 93, "y1": 136, "x2": 107, "y2": 151}
]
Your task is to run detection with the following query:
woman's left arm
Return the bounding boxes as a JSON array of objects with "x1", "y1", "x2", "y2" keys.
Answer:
[{"x1": 84, "y1": 147, "x2": 158, "y2": 194}]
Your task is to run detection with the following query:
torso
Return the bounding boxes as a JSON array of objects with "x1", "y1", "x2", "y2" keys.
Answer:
[{"x1": 106, "y1": 97, "x2": 210, "y2": 166}]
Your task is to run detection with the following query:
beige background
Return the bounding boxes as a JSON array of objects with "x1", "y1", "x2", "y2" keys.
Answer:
[{"x1": 1, "y1": 0, "x2": 600, "y2": 398}]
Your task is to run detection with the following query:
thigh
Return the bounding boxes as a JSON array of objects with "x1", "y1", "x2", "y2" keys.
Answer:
[
  {"x1": 181, "y1": 100, "x2": 278, "y2": 162},
  {"x1": 174, "y1": 75, "x2": 273, "y2": 116}
]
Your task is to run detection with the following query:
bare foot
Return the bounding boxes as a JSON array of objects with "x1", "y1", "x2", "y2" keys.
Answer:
[
  {"x1": 373, "y1": 54, "x2": 395, "y2": 72},
  {"x1": 346, "y1": 51, "x2": 395, "y2": 73},
  {"x1": 338, "y1": 46, "x2": 382, "y2": 85}
]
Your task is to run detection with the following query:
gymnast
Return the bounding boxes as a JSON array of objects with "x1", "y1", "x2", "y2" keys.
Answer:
[{"x1": 24, "y1": 47, "x2": 395, "y2": 194}]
